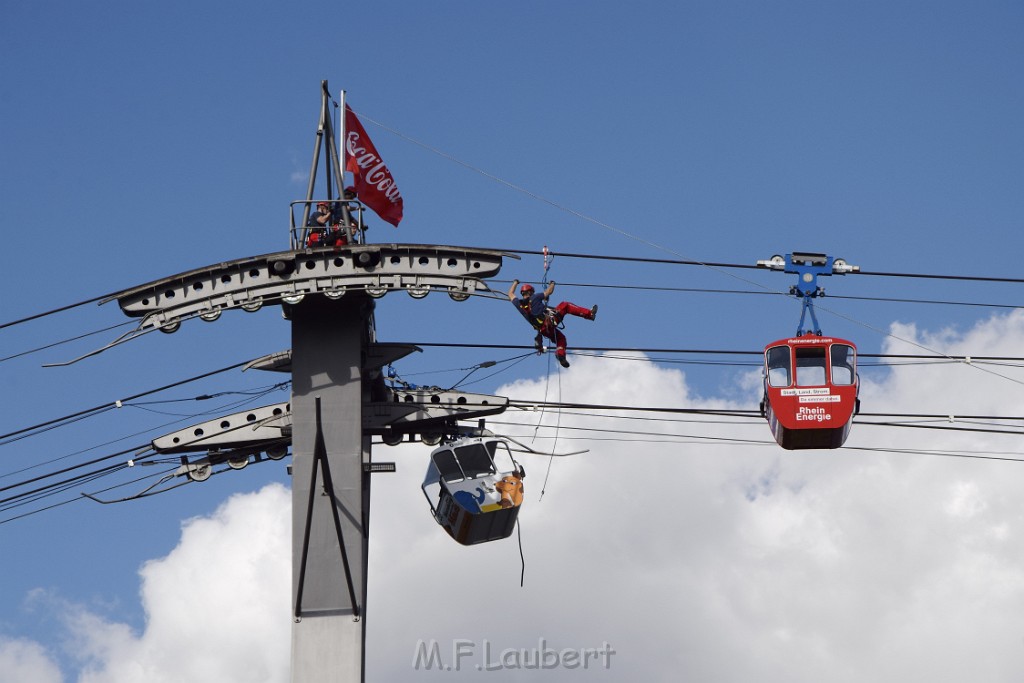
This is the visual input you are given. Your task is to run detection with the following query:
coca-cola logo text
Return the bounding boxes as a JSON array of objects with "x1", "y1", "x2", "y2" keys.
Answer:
[{"x1": 347, "y1": 131, "x2": 402, "y2": 202}]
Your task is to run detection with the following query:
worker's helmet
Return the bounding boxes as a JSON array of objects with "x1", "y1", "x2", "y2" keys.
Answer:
[{"x1": 520, "y1": 284, "x2": 534, "y2": 296}]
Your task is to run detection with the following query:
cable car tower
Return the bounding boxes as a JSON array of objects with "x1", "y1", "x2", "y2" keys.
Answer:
[{"x1": 94, "y1": 82, "x2": 516, "y2": 683}]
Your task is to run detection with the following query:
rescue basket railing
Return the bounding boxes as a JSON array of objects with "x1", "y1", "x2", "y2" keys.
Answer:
[{"x1": 290, "y1": 199, "x2": 368, "y2": 250}]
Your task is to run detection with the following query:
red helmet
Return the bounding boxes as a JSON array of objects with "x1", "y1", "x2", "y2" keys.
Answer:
[{"x1": 520, "y1": 283, "x2": 534, "y2": 296}]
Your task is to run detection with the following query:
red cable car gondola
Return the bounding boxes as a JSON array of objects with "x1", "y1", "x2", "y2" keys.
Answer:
[
  {"x1": 762, "y1": 335, "x2": 859, "y2": 449},
  {"x1": 756, "y1": 252, "x2": 862, "y2": 450}
]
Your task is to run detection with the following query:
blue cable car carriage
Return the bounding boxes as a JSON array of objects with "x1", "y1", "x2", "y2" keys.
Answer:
[
  {"x1": 757, "y1": 253, "x2": 861, "y2": 450},
  {"x1": 422, "y1": 436, "x2": 526, "y2": 546}
]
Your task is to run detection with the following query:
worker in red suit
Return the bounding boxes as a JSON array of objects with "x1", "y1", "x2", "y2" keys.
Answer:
[{"x1": 508, "y1": 279, "x2": 597, "y2": 368}]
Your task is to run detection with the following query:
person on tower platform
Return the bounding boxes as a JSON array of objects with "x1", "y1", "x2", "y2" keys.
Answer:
[
  {"x1": 508, "y1": 279, "x2": 597, "y2": 369},
  {"x1": 306, "y1": 188, "x2": 363, "y2": 248},
  {"x1": 306, "y1": 201, "x2": 339, "y2": 247}
]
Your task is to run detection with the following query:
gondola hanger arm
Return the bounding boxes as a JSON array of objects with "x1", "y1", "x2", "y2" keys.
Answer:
[{"x1": 502, "y1": 434, "x2": 588, "y2": 457}]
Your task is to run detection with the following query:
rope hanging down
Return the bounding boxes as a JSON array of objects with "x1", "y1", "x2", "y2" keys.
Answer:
[{"x1": 538, "y1": 357, "x2": 564, "y2": 502}]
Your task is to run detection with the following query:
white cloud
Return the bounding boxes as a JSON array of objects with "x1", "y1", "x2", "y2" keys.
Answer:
[
  {"x1": 363, "y1": 327, "x2": 1024, "y2": 682},
  {"x1": 52, "y1": 484, "x2": 292, "y2": 683},
  {"x1": 0, "y1": 637, "x2": 63, "y2": 683}
]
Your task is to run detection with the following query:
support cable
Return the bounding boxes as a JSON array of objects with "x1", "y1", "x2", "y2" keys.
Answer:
[
  {"x1": 405, "y1": 341, "x2": 1024, "y2": 365},
  {"x1": 1, "y1": 384, "x2": 289, "y2": 486},
  {"x1": 354, "y1": 108, "x2": 1024, "y2": 384},
  {"x1": 497, "y1": 414, "x2": 1024, "y2": 443},
  {"x1": 349, "y1": 105, "x2": 1024, "y2": 287},
  {"x1": 0, "y1": 291, "x2": 121, "y2": 331},
  {"x1": 488, "y1": 278, "x2": 1024, "y2": 312},
  {"x1": 0, "y1": 320, "x2": 137, "y2": 363},
  {"x1": 0, "y1": 359, "x2": 254, "y2": 445},
  {"x1": 500, "y1": 249, "x2": 1024, "y2": 286},
  {"x1": 2, "y1": 258, "x2": 1022, "y2": 366},
  {"x1": 509, "y1": 398, "x2": 1024, "y2": 424},
  {"x1": 502, "y1": 424, "x2": 1024, "y2": 464}
]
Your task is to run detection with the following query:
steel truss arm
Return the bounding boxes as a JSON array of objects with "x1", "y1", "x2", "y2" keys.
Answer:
[
  {"x1": 151, "y1": 388, "x2": 508, "y2": 448},
  {"x1": 108, "y1": 245, "x2": 511, "y2": 332}
]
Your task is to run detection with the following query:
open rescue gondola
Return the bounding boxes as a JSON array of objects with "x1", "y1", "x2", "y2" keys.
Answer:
[
  {"x1": 420, "y1": 432, "x2": 586, "y2": 546},
  {"x1": 421, "y1": 436, "x2": 525, "y2": 545},
  {"x1": 756, "y1": 252, "x2": 861, "y2": 450}
]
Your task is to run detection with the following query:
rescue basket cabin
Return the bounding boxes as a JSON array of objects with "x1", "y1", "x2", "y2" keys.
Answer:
[{"x1": 421, "y1": 437, "x2": 525, "y2": 545}]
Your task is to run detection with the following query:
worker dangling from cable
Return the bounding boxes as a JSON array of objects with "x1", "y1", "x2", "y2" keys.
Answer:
[{"x1": 508, "y1": 279, "x2": 597, "y2": 368}]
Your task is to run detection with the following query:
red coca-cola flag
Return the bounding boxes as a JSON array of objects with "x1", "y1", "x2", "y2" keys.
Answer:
[{"x1": 344, "y1": 105, "x2": 404, "y2": 226}]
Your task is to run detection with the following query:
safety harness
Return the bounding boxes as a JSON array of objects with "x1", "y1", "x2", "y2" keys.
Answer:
[{"x1": 518, "y1": 300, "x2": 564, "y2": 332}]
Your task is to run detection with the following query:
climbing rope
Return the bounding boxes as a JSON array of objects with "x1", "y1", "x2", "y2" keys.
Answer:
[
  {"x1": 538, "y1": 362, "x2": 564, "y2": 501},
  {"x1": 516, "y1": 518, "x2": 526, "y2": 588}
]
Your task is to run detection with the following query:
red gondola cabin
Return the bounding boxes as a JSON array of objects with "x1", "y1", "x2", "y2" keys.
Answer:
[{"x1": 762, "y1": 335, "x2": 859, "y2": 450}]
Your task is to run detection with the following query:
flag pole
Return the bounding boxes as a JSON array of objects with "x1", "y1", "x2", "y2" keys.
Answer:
[{"x1": 338, "y1": 89, "x2": 347, "y2": 194}]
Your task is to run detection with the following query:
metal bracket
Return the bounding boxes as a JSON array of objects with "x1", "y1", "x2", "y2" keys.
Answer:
[
  {"x1": 756, "y1": 252, "x2": 860, "y2": 336},
  {"x1": 244, "y1": 343, "x2": 422, "y2": 374},
  {"x1": 148, "y1": 386, "x2": 507, "y2": 460},
  {"x1": 151, "y1": 402, "x2": 291, "y2": 453},
  {"x1": 368, "y1": 387, "x2": 509, "y2": 437}
]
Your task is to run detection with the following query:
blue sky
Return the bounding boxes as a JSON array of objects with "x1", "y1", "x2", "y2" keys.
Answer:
[{"x1": 3, "y1": 2, "x2": 1024, "y2": 681}]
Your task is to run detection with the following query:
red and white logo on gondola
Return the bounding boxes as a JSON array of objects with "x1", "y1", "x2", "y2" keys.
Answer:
[{"x1": 344, "y1": 105, "x2": 404, "y2": 227}]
